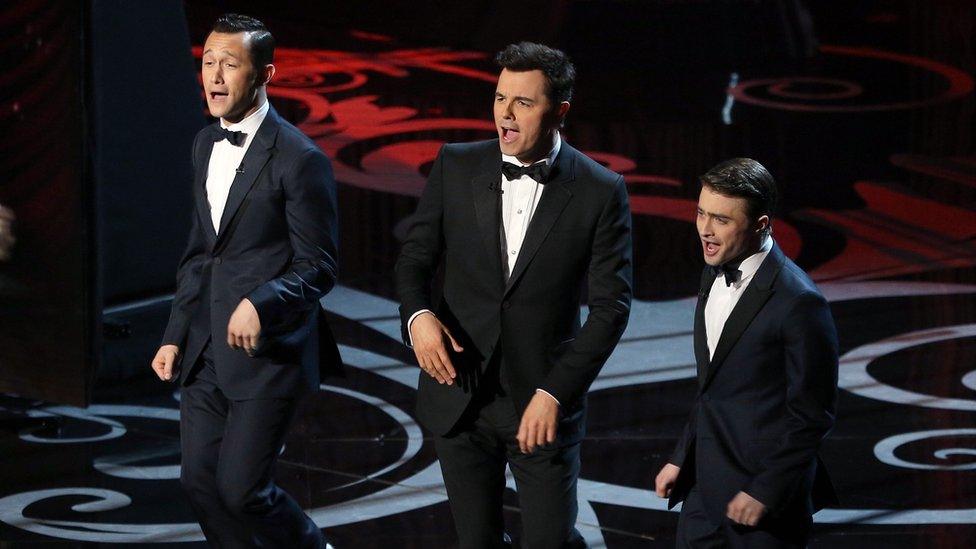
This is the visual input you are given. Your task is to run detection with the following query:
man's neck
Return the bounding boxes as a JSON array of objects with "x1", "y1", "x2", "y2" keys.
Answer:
[
  {"x1": 724, "y1": 235, "x2": 768, "y2": 268},
  {"x1": 221, "y1": 91, "x2": 266, "y2": 125},
  {"x1": 515, "y1": 129, "x2": 558, "y2": 165}
]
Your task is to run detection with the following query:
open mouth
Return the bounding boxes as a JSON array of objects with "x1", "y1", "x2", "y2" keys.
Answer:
[
  {"x1": 501, "y1": 127, "x2": 520, "y2": 144},
  {"x1": 703, "y1": 240, "x2": 720, "y2": 256},
  {"x1": 209, "y1": 91, "x2": 228, "y2": 101}
]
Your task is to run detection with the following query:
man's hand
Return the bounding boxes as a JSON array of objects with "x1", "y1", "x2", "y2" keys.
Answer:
[
  {"x1": 726, "y1": 491, "x2": 767, "y2": 526},
  {"x1": 227, "y1": 298, "x2": 261, "y2": 354},
  {"x1": 0, "y1": 204, "x2": 15, "y2": 261},
  {"x1": 151, "y1": 345, "x2": 179, "y2": 381},
  {"x1": 516, "y1": 391, "x2": 559, "y2": 454},
  {"x1": 655, "y1": 463, "x2": 681, "y2": 498},
  {"x1": 409, "y1": 312, "x2": 462, "y2": 385}
]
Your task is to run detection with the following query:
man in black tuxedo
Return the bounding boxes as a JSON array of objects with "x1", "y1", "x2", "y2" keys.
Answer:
[
  {"x1": 655, "y1": 158, "x2": 839, "y2": 548},
  {"x1": 396, "y1": 42, "x2": 632, "y2": 548},
  {"x1": 150, "y1": 14, "x2": 338, "y2": 548}
]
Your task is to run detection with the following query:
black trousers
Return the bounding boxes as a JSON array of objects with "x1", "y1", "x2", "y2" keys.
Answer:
[
  {"x1": 434, "y1": 359, "x2": 587, "y2": 549},
  {"x1": 675, "y1": 485, "x2": 809, "y2": 549},
  {"x1": 179, "y1": 341, "x2": 325, "y2": 548}
]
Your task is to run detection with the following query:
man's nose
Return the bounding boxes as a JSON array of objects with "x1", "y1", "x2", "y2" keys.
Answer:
[
  {"x1": 701, "y1": 219, "x2": 713, "y2": 235},
  {"x1": 503, "y1": 101, "x2": 515, "y2": 119}
]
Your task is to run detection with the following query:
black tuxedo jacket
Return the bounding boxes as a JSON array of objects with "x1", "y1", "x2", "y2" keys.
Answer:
[
  {"x1": 396, "y1": 139, "x2": 632, "y2": 436},
  {"x1": 162, "y1": 106, "x2": 341, "y2": 400},
  {"x1": 668, "y1": 242, "x2": 839, "y2": 524}
]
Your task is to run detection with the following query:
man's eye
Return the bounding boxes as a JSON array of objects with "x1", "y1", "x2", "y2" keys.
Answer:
[{"x1": 517, "y1": 100, "x2": 529, "y2": 107}]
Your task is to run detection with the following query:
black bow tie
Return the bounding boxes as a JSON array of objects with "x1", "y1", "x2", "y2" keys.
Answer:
[
  {"x1": 711, "y1": 262, "x2": 742, "y2": 287},
  {"x1": 214, "y1": 127, "x2": 246, "y2": 146},
  {"x1": 502, "y1": 161, "x2": 550, "y2": 184}
]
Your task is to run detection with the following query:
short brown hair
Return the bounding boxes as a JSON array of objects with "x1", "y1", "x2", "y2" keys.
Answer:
[{"x1": 700, "y1": 158, "x2": 778, "y2": 229}]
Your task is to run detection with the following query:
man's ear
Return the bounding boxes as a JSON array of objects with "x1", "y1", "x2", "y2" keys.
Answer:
[
  {"x1": 552, "y1": 101, "x2": 571, "y2": 129},
  {"x1": 756, "y1": 214, "x2": 770, "y2": 233},
  {"x1": 261, "y1": 64, "x2": 276, "y2": 86},
  {"x1": 557, "y1": 101, "x2": 571, "y2": 126}
]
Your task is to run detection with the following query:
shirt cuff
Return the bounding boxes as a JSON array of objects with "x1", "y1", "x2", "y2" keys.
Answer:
[
  {"x1": 406, "y1": 309, "x2": 434, "y2": 348},
  {"x1": 535, "y1": 388, "x2": 561, "y2": 407}
]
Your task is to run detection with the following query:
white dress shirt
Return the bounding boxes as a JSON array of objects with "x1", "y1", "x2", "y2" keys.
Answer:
[
  {"x1": 704, "y1": 236, "x2": 773, "y2": 358},
  {"x1": 206, "y1": 100, "x2": 270, "y2": 232},
  {"x1": 500, "y1": 132, "x2": 561, "y2": 277},
  {"x1": 407, "y1": 133, "x2": 563, "y2": 405}
]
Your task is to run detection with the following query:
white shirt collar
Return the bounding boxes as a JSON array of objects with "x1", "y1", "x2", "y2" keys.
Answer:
[
  {"x1": 501, "y1": 131, "x2": 561, "y2": 167},
  {"x1": 735, "y1": 235, "x2": 774, "y2": 283},
  {"x1": 220, "y1": 99, "x2": 269, "y2": 135}
]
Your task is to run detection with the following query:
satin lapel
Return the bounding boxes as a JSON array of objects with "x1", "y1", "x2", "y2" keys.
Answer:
[
  {"x1": 700, "y1": 244, "x2": 784, "y2": 392},
  {"x1": 195, "y1": 127, "x2": 218, "y2": 244},
  {"x1": 695, "y1": 267, "x2": 716, "y2": 387},
  {"x1": 503, "y1": 145, "x2": 575, "y2": 296},
  {"x1": 471, "y1": 161, "x2": 504, "y2": 285},
  {"x1": 215, "y1": 108, "x2": 279, "y2": 241}
]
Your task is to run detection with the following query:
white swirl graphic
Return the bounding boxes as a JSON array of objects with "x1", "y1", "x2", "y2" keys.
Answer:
[
  {"x1": 0, "y1": 382, "x2": 427, "y2": 543},
  {"x1": 874, "y1": 429, "x2": 976, "y2": 471},
  {"x1": 4, "y1": 282, "x2": 976, "y2": 543},
  {"x1": 838, "y1": 324, "x2": 976, "y2": 410},
  {"x1": 0, "y1": 488, "x2": 203, "y2": 543}
]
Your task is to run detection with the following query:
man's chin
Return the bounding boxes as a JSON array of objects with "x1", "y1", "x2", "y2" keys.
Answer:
[{"x1": 498, "y1": 143, "x2": 518, "y2": 155}]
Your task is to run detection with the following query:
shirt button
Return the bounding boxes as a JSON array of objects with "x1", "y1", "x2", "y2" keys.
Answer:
[
  {"x1": 510, "y1": 250, "x2": 516, "y2": 255},
  {"x1": 517, "y1": 209, "x2": 523, "y2": 214}
]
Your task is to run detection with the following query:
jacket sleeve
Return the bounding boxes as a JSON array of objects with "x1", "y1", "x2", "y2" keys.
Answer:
[
  {"x1": 394, "y1": 146, "x2": 446, "y2": 346},
  {"x1": 744, "y1": 291, "x2": 839, "y2": 513},
  {"x1": 161, "y1": 132, "x2": 209, "y2": 348},
  {"x1": 670, "y1": 401, "x2": 698, "y2": 467},
  {"x1": 247, "y1": 147, "x2": 339, "y2": 330},
  {"x1": 538, "y1": 175, "x2": 633, "y2": 407}
]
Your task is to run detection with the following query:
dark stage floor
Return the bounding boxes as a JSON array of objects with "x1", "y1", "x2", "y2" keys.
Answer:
[{"x1": 2, "y1": 2, "x2": 976, "y2": 547}]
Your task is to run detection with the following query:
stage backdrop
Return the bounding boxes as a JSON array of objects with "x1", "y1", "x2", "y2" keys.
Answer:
[
  {"x1": 91, "y1": 0, "x2": 205, "y2": 383},
  {"x1": 0, "y1": 0, "x2": 204, "y2": 405},
  {"x1": 0, "y1": 0, "x2": 94, "y2": 406}
]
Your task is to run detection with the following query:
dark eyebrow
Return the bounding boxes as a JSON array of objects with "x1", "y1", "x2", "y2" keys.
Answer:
[
  {"x1": 494, "y1": 93, "x2": 536, "y2": 103},
  {"x1": 202, "y1": 49, "x2": 239, "y2": 59},
  {"x1": 698, "y1": 208, "x2": 731, "y2": 221}
]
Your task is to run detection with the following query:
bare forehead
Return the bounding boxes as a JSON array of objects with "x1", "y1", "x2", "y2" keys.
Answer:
[
  {"x1": 698, "y1": 187, "x2": 749, "y2": 217},
  {"x1": 203, "y1": 31, "x2": 251, "y2": 57},
  {"x1": 495, "y1": 69, "x2": 549, "y2": 96}
]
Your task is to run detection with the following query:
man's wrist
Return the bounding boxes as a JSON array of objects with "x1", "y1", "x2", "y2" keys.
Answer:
[
  {"x1": 535, "y1": 388, "x2": 560, "y2": 407},
  {"x1": 406, "y1": 309, "x2": 434, "y2": 347}
]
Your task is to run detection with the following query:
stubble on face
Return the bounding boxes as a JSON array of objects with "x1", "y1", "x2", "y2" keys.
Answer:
[{"x1": 493, "y1": 69, "x2": 563, "y2": 163}]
